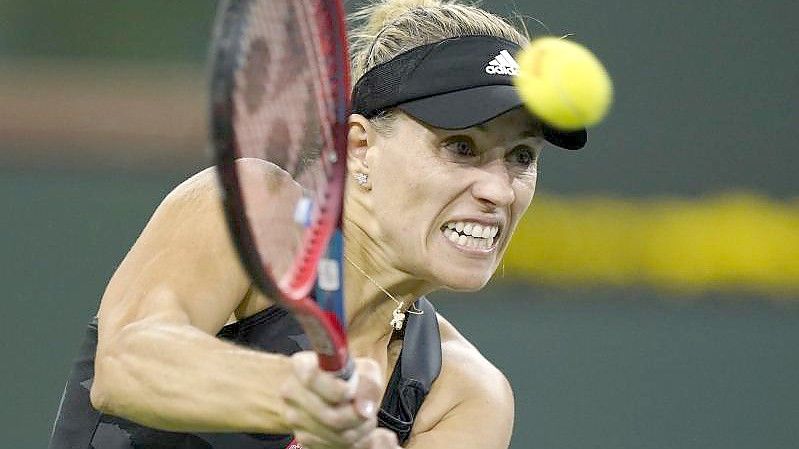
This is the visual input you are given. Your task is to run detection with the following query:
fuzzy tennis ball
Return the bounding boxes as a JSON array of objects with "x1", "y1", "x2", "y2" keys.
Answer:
[{"x1": 514, "y1": 37, "x2": 613, "y2": 131}]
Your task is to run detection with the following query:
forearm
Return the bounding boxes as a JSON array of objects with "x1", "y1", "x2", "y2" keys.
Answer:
[{"x1": 92, "y1": 320, "x2": 291, "y2": 434}]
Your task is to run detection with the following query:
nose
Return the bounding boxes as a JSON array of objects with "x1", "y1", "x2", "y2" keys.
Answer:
[{"x1": 470, "y1": 159, "x2": 515, "y2": 208}]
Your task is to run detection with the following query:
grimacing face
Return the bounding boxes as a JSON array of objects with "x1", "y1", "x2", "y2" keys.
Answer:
[{"x1": 359, "y1": 108, "x2": 544, "y2": 291}]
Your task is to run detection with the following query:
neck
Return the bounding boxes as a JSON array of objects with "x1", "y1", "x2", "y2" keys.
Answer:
[{"x1": 342, "y1": 215, "x2": 435, "y2": 356}]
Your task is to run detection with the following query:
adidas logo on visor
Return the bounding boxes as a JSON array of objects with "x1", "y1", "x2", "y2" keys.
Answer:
[{"x1": 484, "y1": 50, "x2": 519, "y2": 75}]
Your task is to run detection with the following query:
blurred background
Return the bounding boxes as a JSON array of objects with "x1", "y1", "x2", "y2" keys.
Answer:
[{"x1": 2, "y1": 1, "x2": 797, "y2": 448}]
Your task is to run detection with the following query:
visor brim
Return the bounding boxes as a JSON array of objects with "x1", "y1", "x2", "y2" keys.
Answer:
[{"x1": 397, "y1": 85, "x2": 586, "y2": 150}]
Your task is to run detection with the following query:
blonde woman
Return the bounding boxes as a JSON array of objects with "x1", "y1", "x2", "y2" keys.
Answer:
[{"x1": 49, "y1": 1, "x2": 586, "y2": 448}]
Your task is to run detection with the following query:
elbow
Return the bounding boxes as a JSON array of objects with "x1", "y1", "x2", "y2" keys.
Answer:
[
  {"x1": 90, "y1": 322, "x2": 144, "y2": 414},
  {"x1": 90, "y1": 353, "x2": 120, "y2": 414},
  {"x1": 89, "y1": 377, "x2": 110, "y2": 413}
]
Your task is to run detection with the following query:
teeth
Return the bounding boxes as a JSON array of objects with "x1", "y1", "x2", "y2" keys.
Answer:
[
  {"x1": 442, "y1": 220, "x2": 500, "y2": 245},
  {"x1": 457, "y1": 234, "x2": 467, "y2": 245},
  {"x1": 448, "y1": 230, "x2": 459, "y2": 243}
]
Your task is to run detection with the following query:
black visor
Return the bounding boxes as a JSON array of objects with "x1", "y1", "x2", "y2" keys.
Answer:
[{"x1": 352, "y1": 35, "x2": 586, "y2": 150}]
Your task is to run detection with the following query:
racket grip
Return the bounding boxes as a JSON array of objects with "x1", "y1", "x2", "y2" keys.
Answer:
[
  {"x1": 339, "y1": 356, "x2": 355, "y2": 380},
  {"x1": 319, "y1": 354, "x2": 354, "y2": 380}
]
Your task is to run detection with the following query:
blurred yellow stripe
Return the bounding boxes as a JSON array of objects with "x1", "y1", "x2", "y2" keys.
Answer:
[{"x1": 505, "y1": 192, "x2": 799, "y2": 296}]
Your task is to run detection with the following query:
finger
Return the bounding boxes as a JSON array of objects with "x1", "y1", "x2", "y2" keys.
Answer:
[
  {"x1": 352, "y1": 358, "x2": 383, "y2": 418},
  {"x1": 352, "y1": 428, "x2": 399, "y2": 449},
  {"x1": 289, "y1": 351, "x2": 318, "y2": 386},
  {"x1": 372, "y1": 428, "x2": 400, "y2": 449},
  {"x1": 291, "y1": 352, "x2": 356, "y2": 404},
  {"x1": 284, "y1": 406, "x2": 351, "y2": 448},
  {"x1": 339, "y1": 414, "x2": 379, "y2": 446},
  {"x1": 281, "y1": 377, "x2": 365, "y2": 431},
  {"x1": 293, "y1": 430, "x2": 330, "y2": 449}
]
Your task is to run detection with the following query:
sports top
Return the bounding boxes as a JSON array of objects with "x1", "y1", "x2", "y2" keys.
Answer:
[{"x1": 48, "y1": 298, "x2": 441, "y2": 448}]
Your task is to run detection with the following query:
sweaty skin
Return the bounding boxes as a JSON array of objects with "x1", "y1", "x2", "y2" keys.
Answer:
[{"x1": 90, "y1": 108, "x2": 541, "y2": 449}]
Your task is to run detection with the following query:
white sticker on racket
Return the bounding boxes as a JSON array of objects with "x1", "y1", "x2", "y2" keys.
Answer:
[
  {"x1": 317, "y1": 258, "x2": 340, "y2": 291},
  {"x1": 294, "y1": 196, "x2": 313, "y2": 227}
]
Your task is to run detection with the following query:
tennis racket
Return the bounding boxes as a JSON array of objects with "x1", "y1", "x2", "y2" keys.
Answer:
[{"x1": 209, "y1": 0, "x2": 352, "y2": 381}]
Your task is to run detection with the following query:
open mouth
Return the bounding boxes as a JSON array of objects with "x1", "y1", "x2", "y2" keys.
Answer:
[{"x1": 440, "y1": 220, "x2": 500, "y2": 250}]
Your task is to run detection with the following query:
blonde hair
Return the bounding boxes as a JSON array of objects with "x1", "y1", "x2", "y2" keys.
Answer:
[
  {"x1": 348, "y1": 0, "x2": 529, "y2": 131},
  {"x1": 349, "y1": 0, "x2": 529, "y2": 82}
]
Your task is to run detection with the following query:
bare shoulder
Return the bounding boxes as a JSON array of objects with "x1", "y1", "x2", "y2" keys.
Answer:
[
  {"x1": 436, "y1": 313, "x2": 514, "y2": 405},
  {"x1": 407, "y1": 313, "x2": 514, "y2": 449},
  {"x1": 97, "y1": 165, "x2": 257, "y2": 342}
]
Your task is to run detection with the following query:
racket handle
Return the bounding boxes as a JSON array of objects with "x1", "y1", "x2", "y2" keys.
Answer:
[
  {"x1": 292, "y1": 309, "x2": 351, "y2": 378},
  {"x1": 319, "y1": 354, "x2": 354, "y2": 380}
]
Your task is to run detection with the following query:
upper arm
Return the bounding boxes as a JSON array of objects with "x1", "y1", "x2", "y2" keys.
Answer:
[
  {"x1": 406, "y1": 319, "x2": 515, "y2": 449},
  {"x1": 407, "y1": 369, "x2": 514, "y2": 449},
  {"x1": 95, "y1": 166, "x2": 253, "y2": 355}
]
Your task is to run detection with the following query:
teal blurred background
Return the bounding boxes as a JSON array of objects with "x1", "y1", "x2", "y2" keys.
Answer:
[{"x1": 1, "y1": 1, "x2": 797, "y2": 448}]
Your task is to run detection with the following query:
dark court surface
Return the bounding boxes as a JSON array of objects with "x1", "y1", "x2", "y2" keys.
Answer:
[{"x1": 2, "y1": 169, "x2": 798, "y2": 448}]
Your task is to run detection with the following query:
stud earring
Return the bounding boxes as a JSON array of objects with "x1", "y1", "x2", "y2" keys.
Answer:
[{"x1": 353, "y1": 172, "x2": 368, "y2": 186}]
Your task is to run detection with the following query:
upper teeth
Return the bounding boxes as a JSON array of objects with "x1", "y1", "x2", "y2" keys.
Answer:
[{"x1": 445, "y1": 221, "x2": 499, "y2": 239}]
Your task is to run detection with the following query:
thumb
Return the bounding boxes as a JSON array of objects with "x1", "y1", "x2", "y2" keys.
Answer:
[{"x1": 353, "y1": 357, "x2": 383, "y2": 418}]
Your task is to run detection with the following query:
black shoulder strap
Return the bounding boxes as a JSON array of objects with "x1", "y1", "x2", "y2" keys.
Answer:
[{"x1": 377, "y1": 297, "x2": 442, "y2": 446}]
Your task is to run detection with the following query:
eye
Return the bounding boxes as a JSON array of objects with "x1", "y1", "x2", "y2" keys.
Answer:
[
  {"x1": 444, "y1": 137, "x2": 477, "y2": 158},
  {"x1": 507, "y1": 145, "x2": 538, "y2": 169}
]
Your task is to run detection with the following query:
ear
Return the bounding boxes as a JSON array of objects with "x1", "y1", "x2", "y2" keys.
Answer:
[{"x1": 347, "y1": 114, "x2": 372, "y2": 176}]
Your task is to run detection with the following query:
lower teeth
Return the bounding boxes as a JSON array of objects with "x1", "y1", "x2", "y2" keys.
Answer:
[{"x1": 444, "y1": 229, "x2": 491, "y2": 248}]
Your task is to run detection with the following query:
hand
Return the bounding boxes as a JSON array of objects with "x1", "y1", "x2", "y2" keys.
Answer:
[
  {"x1": 351, "y1": 428, "x2": 399, "y2": 449},
  {"x1": 281, "y1": 352, "x2": 392, "y2": 449}
]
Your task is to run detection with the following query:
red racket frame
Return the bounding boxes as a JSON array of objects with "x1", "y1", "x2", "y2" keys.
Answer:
[{"x1": 211, "y1": 0, "x2": 352, "y2": 377}]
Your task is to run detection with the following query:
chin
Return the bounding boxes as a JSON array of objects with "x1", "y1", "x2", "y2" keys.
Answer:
[{"x1": 437, "y1": 268, "x2": 494, "y2": 292}]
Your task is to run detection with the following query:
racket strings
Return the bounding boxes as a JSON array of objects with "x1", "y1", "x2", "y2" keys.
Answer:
[{"x1": 229, "y1": 0, "x2": 342, "y2": 285}]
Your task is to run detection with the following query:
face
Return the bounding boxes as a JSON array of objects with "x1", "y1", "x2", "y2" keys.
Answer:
[{"x1": 355, "y1": 107, "x2": 544, "y2": 291}]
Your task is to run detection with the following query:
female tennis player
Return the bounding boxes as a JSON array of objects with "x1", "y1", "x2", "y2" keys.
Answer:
[{"x1": 49, "y1": 1, "x2": 586, "y2": 448}]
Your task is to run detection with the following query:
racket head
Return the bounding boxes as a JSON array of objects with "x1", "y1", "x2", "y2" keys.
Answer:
[{"x1": 209, "y1": 0, "x2": 351, "y2": 374}]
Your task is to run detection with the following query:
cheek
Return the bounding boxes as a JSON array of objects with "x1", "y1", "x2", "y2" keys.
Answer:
[
  {"x1": 370, "y1": 134, "x2": 446, "y2": 213},
  {"x1": 514, "y1": 178, "x2": 537, "y2": 213},
  {"x1": 368, "y1": 147, "x2": 439, "y2": 250},
  {"x1": 503, "y1": 178, "x2": 537, "y2": 243}
]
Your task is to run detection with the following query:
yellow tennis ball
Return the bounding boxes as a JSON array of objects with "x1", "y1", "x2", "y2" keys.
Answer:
[{"x1": 514, "y1": 37, "x2": 613, "y2": 131}]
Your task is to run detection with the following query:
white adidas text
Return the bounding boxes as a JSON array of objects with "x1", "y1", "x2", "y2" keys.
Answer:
[{"x1": 485, "y1": 49, "x2": 519, "y2": 76}]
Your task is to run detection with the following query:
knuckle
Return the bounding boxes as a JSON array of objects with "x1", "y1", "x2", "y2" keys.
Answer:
[
  {"x1": 291, "y1": 351, "x2": 319, "y2": 385},
  {"x1": 319, "y1": 408, "x2": 342, "y2": 428},
  {"x1": 357, "y1": 429, "x2": 391, "y2": 449},
  {"x1": 312, "y1": 370, "x2": 338, "y2": 391},
  {"x1": 318, "y1": 378, "x2": 351, "y2": 403},
  {"x1": 341, "y1": 428, "x2": 358, "y2": 444},
  {"x1": 279, "y1": 381, "x2": 295, "y2": 399},
  {"x1": 342, "y1": 419, "x2": 373, "y2": 445},
  {"x1": 284, "y1": 408, "x2": 300, "y2": 426},
  {"x1": 334, "y1": 407, "x2": 358, "y2": 430}
]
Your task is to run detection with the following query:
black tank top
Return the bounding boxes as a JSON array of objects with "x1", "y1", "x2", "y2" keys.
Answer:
[{"x1": 48, "y1": 298, "x2": 441, "y2": 448}]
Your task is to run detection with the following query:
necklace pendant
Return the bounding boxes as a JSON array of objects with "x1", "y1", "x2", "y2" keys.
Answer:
[{"x1": 390, "y1": 309, "x2": 406, "y2": 330}]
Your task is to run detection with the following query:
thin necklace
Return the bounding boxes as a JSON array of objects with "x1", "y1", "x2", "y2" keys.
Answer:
[{"x1": 343, "y1": 254, "x2": 424, "y2": 330}]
